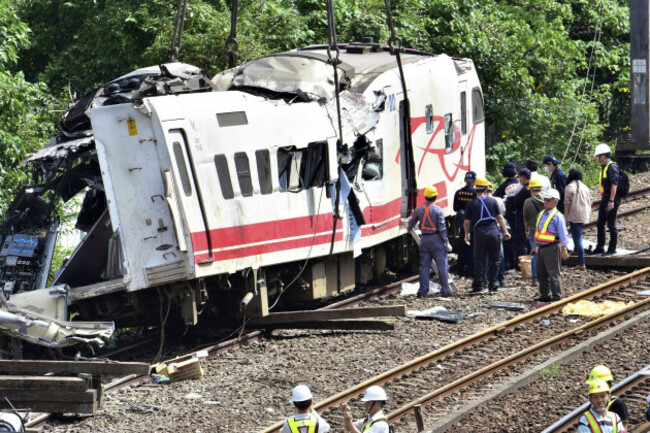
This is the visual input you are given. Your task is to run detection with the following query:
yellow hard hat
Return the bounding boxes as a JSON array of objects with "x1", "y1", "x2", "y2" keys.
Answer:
[
  {"x1": 588, "y1": 378, "x2": 611, "y2": 395},
  {"x1": 475, "y1": 177, "x2": 489, "y2": 189},
  {"x1": 487, "y1": 182, "x2": 494, "y2": 191},
  {"x1": 424, "y1": 185, "x2": 438, "y2": 198},
  {"x1": 585, "y1": 365, "x2": 613, "y2": 384},
  {"x1": 528, "y1": 179, "x2": 543, "y2": 190}
]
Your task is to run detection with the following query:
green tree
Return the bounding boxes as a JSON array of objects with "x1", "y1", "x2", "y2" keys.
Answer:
[{"x1": 0, "y1": 2, "x2": 57, "y2": 218}]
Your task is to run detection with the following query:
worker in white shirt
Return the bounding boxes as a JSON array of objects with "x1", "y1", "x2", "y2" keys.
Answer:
[
  {"x1": 280, "y1": 385, "x2": 330, "y2": 433},
  {"x1": 341, "y1": 386, "x2": 390, "y2": 433}
]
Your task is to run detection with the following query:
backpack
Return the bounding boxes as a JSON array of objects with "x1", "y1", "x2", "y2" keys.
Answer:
[{"x1": 617, "y1": 166, "x2": 630, "y2": 199}]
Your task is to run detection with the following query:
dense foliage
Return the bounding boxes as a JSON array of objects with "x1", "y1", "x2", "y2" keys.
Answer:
[{"x1": 0, "y1": 0, "x2": 633, "y2": 214}]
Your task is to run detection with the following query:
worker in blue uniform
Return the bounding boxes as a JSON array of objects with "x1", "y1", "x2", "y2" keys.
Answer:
[
  {"x1": 530, "y1": 188, "x2": 569, "y2": 302},
  {"x1": 407, "y1": 185, "x2": 452, "y2": 297},
  {"x1": 453, "y1": 171, "x2": 477, "y2": 278},
  {"x1": 463, "y1": 177, "x2": 511, "y2": 293},
  {"x1": 543, "y1": 155, "x2": 567, "y2": 212}
]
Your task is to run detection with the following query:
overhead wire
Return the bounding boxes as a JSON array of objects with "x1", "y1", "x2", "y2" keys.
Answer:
[{"x1": 561, "y1": 0, "x2": 605, "y2": 165}]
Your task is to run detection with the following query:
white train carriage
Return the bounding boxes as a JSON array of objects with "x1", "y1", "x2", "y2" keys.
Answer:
[{"x1": 0, "y1": 42, "x2": 484, "y2": 347}]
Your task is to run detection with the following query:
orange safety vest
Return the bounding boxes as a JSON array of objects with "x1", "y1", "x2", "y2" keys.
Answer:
[
  {"x1": 287, "y1": 414, "x2": 319, "y2": 433},
  {"x1": 582, "y1": 410, "x2": 618, "y2": 433},
  {"x1": 599, "y1": 161, "x2": 614, "y2": 195},
  {"x1": 534, "y1": 209, "x2": 559, "y2": 243},
  {"x1": 420, "y1": 203, "x2": 438, "y2": 233}
]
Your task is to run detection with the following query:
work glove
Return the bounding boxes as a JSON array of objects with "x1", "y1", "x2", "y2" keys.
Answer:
[{"x1": 446, "y1": 242, "x2": 453, "y2": 253}]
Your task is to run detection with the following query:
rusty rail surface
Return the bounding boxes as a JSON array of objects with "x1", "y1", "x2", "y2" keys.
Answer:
[
  {"x1": 260, "y1": 268, "x2": 650, "y2": 433},
  {"x1": 591, "y1": 186, "x2": 650, "y2": 210}
]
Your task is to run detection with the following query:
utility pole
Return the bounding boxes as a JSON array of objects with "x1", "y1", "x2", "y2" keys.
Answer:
[{"x1": 619, "y1": 0, "x2": 650, "y2": 170}]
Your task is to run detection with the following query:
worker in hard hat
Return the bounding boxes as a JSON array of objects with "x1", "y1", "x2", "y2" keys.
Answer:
[
  {"x1": 585, "y1": 365, "x2": 629, "y2": 428},
  {"x1": 407, "y1": 185, "x2": 452, "y2": 297},
  {"x1": 463, "y1": 177, "x2": 511, "y2": 293},
  {"x1": 280, "y1": 385, "x2": 330, "y2": 433},
  {"x1": 453, "y1": 171, "x2": 477, "y2": 278},
  {"x1": 485, "y1": 182, "x2": 506, "y2": 287},
  {"x1": 341, "y1": 385, "x2": 390, "y2": 433},
  {"x1": 530, "y1": 188, "x2": 569, "y2": 303},
  {"x1": 590, "y1": 143, "x2": 620, "y2": 255},
  {"x1": 577, "y1": 379, "x2": 625, "y2": 433},
  {"x1": 522, "y1": 178, "x2": 545, "y2": 285}
]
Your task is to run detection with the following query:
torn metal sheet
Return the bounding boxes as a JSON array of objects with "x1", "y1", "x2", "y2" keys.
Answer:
[
  {"x1": 22, "y1": 135, "x2": 95, "y2": 167},
  {"x1": 230, "y1": 54, "x2": 350, "y2": 101},
  {"x1": 489, "y1": 301, "x2": 527, "y2": 311},
  {"x1": 0, "y1": 290, "x2": 114, "y2": 348}
]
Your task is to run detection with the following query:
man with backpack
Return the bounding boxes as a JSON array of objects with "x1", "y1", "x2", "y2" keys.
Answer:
[
  {"x1": 591, "y1": 143, "x2": 626, "y2": 256},
  {"x1": 463, "y1": 177, "x2": 511, "y2": 293}
]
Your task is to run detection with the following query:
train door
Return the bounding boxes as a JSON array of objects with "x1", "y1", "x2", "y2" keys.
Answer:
[
  {"x1": 458, "y1": 80, "x2": 469, "y2": 167},
  {"x1": 399, "y1": 99, "x2": 417, "y2": 217},
  {"x1": 164, "y1": 129, "x2": 213, "y2": 264}
]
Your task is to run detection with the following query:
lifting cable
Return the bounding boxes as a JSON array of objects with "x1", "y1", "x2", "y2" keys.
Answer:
[
  {"x1": 326, "y1": 0, "x2": 345, "y2": 255},
  {"x1": 384, "y1": 0, "x2": 416, "y2": 215},
  {"x1": 225, "y1": 0, "x2": 240, "y2": 68},
  {"x1": 561, "y1": 0, "x2": 604, "y2": 165},
  {"x1": 170, "y1": 0, "x2": 189, "y2": 62}
]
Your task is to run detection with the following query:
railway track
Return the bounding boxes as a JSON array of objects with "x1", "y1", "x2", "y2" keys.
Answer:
[
  {"x1": 543, "y1": 365, "x2": 650, "y2": 433},
  {"x1": 591, "y1": 185, "x2": 650, "y2": 210},
  {"x1": 584, "y1": 185, "x2": 650, "y2": 231},
  {"x1": 260, "y1": 268, "x2": 650, "y2": 433}
]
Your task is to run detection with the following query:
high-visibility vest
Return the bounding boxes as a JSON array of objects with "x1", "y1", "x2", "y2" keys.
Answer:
[
  {"x1": 420, "y1": 203, "x2": 438, "y2": 233},
  {"x1": 582, "y1": 410, "x2": 618, "y2": 433},
  {"x1": 360, "y1": 415, "x2": 389, "y2": 432},
  {"x1": 534, "y1": 209, "x2": 559, "y2": 243},
  {"x1": 599, "y1": 161, "x2": 614, "y2": 195},
  {"x1": 287, "y1": 414, "x2": 319, "y2": 433}
]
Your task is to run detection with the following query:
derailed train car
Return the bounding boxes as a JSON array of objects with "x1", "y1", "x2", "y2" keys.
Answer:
[{"x1": 0, "y1": 41, "x2": 485, "y2": 350}]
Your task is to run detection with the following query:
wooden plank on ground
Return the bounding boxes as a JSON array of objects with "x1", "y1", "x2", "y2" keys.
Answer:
[
  {"x1": 565, "y1": 255, "x2": 650, "y2": 268},
  {"x1": 0, "y1": 400, "x2": 95, "y2": 414},
  {"x1": 0, "y1": 360, "x2": 149, "y2": 376},
  {"x1": 253, "y1": 319, "x2": 394, "y2": 331},
  {"x1": 0, "y1": 375, "x2": 88, "y2": 391},
  {"x1": 0, "y1": 390, "x2": 96, "y2": 403},
  {"x1": 249, "y1": 305, "x2": 406, "y2": 325},
  {"x1": 0, "y1": 390, "x2": 96, "y2": 414}
]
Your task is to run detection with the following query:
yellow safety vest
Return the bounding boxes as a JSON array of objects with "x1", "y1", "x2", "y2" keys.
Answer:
[
  {"x1": 599, "y1": 161, "x2": 614, "y2": 195},
  {"x1": 360, "y1": 415, "x2": 389, "y2": 432},
  {"x1": 534, "y1": 209, "x2": 559, "y2": 243},
  {"x1": 583, "y1": 410, "x2": 618, "y2": 433},
  {"x1": 287, "y1": 414, "x2": 319, "y2": 433}
]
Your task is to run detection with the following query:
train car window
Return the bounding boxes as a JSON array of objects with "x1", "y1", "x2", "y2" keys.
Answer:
[
  {"x1": 444, "y1": 113, "x2": 454, "y2": 153},
  {"x1": 214, "y1": 154, "x2": 235, "y2": 199},
  {"x1": 255, "y1": 150, "x2": 273, "y2": 195},
  {"x1": 460, "y1": 91, "x2": 467, "y2": 134},
  {"x1": 425, "y1": 105, "x2": 433, "y2": 134},
  {"x1": 277, "y1": 147, "x2": 303, "y2": 192},
  {"x1": 472, "y1": 88, "x2": 484, "y2": 123},
  {"x1": 216, "y1": 111, "x2": 248, "y2": 127},
  {"x1": 234, "y1": 152, "x2": 254, "y2": 197},
  {"x1": 172, "y1": 141, "x2": 193, "y2": 196},
  {"x1": 362, "y1": 139, "x2": 383, "y2": 180},
  {"x1": 300, "y1": 142, "x2": 328, "y2": 188}
]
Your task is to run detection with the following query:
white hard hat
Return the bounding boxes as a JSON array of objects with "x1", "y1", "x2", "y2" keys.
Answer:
[
  {"x1": 543, "y1": 188, "x2": 560, "y2": 201},
  {"x1": 291, "y1": 384, "x2": 313, "y2": 402},
  {"x1": 362, "y1": 385, "x2": 388, "y2": 402},
  {"x1": 594, "y1": 143, "x2": 612, "y2": 156}
]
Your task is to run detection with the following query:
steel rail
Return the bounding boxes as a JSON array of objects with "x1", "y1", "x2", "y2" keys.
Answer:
[
  {"x1": 260, "y1": 267, "x2": 650, "y2": 433},
  {"x1": 542, "y1": 366, "x2": 650, "y2": 433},
  {"x1": 387, "y1": 290, "x2": 650, "y2": 425},
  {"x1": 584, "y1": 203, "x2": 650, "y2": 230},
  {"x1": 591, "y1": 186, "x2": 650, "y2": 210}
]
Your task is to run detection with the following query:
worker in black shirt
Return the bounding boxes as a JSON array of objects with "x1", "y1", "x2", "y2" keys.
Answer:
[
  {"x1": 453, "y1": 171, "x2": 477, "y2": 278},
  {"x1": 512, "y1": 168, "x2": 532, "y2": 270},
  {"x1": 463, "y1": 177, "x2": 510, "y2": 293},
  {"x1": 591, "y1": 144, "x2": 620, "y2": 255},
  {"x1": 543, "y1": 155, "x2": 567, "y2": 212},
  {"x1": 494, "y1": 162, "x2": 518, "y2": 269}
]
